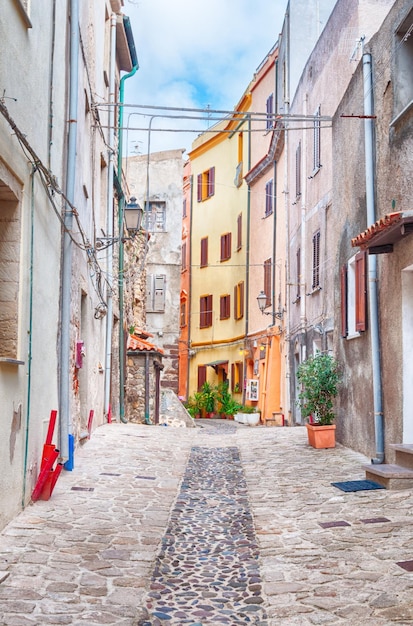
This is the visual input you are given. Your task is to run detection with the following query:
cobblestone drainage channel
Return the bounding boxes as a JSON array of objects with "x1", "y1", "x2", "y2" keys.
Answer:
[{"x1": 138, "y1": 445, "x2": 268, "y2": 625}]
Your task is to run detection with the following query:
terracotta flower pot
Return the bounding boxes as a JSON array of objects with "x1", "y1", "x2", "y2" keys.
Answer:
[{"x1": 306, "y1": 423, "x2": 336, "y2": 449}]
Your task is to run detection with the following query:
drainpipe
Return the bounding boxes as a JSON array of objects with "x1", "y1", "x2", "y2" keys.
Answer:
[
  {"x1": 59, "y1": 0, "x2": 79, "y2": 462},
  {"x1": 243, "y1": 114, "x2": 252, "y2": 406},
  {"x1": 145, "y1": 353, "x2": 151, "y2": 424},
  {"x1": 186, "y1": 174, "x2": 193, "y2": 398},
  {"x1": 103, "y1": 12, "x2": 118, "y2": 422},
  {"x1": 363, "y1": 50, "x2": 384, "y2": 464},
  {"x1": 22, "y1": 169, "x2": 36, "y2": 507},
  {"x1": 117, "y1": 15, "x2": 139, "y2": 423}
]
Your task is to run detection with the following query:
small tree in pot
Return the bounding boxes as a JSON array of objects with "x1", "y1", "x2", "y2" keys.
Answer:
[{"x1": 297, "y1": 352, "x2": 341, "y2": 448}]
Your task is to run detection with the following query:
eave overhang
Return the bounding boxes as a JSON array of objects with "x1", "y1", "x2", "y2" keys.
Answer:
[
  {"x1": 351, "y1": 211, "x2": 413, "y2": 254},
  {"x1": 244, "y1": 123, "x2": 285, "y2": 184}
]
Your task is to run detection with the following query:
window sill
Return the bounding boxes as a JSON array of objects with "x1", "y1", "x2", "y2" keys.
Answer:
[
  {"x1": 0, "y1": 357, "x2": 25, "y2": 366},
  {"x1": 13, "y1": 0, "x2": 32, "y2": 28},
  {"x1": 390, "y1": 100, "x2": 413, "y2": 128},
  {"x1": 346, "y1": 332, "x2": 360, "y2": 341}
]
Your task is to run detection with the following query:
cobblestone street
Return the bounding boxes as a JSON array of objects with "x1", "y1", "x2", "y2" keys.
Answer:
[{"x1": 0, "y1": 420, "x2": 413, "y2": 625}]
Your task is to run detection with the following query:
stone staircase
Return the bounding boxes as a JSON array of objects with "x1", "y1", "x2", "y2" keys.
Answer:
[{"x1": 363, "y1": 444, "x2": 413, "y2": 489}]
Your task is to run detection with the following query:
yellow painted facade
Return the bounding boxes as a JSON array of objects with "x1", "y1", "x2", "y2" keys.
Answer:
[{"x1": 187, "y1": 94, "x2": 251, "y2": 405}]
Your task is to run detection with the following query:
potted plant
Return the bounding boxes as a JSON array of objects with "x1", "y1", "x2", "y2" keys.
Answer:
[
  {"x1": 199, "y1": 382, "x2": 218, "y2": 418},
  {"x1": 234, "y1": 404, "x2": 261, "y2": 426},
  {"x1": 296, "y1": 352, "x2": 341, "y2": 448},
  {"x1": 216, "y1": 382, "x2": 242, "y2": 419},
  {"x1": 184, "y1": 391, "x2": 204, "y2": 418}
]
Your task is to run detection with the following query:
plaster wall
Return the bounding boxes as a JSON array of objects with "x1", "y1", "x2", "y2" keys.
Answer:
[
  {"x1": 0, "y1": 0, "x2": 68, "y2": 529},
  {"x1": 332, "y1": 0, "x2": 413, "y2": 458},
  {"x1": 126, "y1": 149, "x2": 185, "y2": 393}
]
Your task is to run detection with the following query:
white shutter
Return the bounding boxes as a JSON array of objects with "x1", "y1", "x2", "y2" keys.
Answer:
[{"x1": 153, "y1": 275, "x2": 166, "y2": 312}]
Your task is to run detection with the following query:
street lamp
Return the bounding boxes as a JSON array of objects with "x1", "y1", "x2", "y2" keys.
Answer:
[
  {"x1": 96, "y1": 196, "x2": 143, "y2": 249},
  {"x1": 123, "y1": 196, "x2": 143, "y2": 235},
  {"x1": 256, "y1": 290, "x2": 285, "y2": 320}
]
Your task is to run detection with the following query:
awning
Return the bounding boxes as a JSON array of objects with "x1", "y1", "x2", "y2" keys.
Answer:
[
  {"x1": 205, "y1": 360, "x2": 228, "y2": 372},
  {"x1": 351, "y1": 210, "x2": 413, "y2": 254}
]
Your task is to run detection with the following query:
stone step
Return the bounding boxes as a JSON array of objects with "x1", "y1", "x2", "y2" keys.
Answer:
[
  {"x1": 363, "y1": 463, "x2": 413, "y2": 490},
  {"x1": 389, "y1": 444, "x2": 413, "y2": 470}
]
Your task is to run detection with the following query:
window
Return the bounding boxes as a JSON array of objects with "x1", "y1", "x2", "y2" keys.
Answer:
[
  {"x1": 180, "y1": 300, "x2": 187, "y2": 327},
  {"x1": 231, "y1": 362, "x2": 243, "y2": 393},
  {"x1": 296, "y1": 247, "x2": 301, "y2": 301},
  {"x1": 197, "y1": 167, "x2": 215, "y2": 201},
  {"x1": 220, "y1": 232, "x2": 231, "y2": 262},
  {"x1": 313, "y1": 105, "x2": 321, "y2": 173},
  {"x1": 220, "y1": 295, "x2": 230, "y2": 320},
  {"x1": 200, "y1": 237, "x2": 208, "y2": 268},
  {"x1": 266, "y1": 93, "x2": 274, "y2": 130},
  {"x1": 234, "y1": 133, "x2": 243, "y2": 187},
  {"x1": 183, "y1": 197, "x2": 187, "y2": 218},
  {"x1": 0, "y1": 166, "x2": 21, "y2": 359},
  {"x1": 312, "y1": 231, "x2": 321, "y2": 290},
  {"x1": 295, "y1": 142, "x2": 301, "y2": 198},
  {"x1": 264, "y1": 259, "x2": 272, "y2": 307},
  {"x1": 393, "y1": 10, "x2": 413, "y2": 121},
  {"x1": 341, "y1": 252, "x2": 367, "y2": 338},
  {"x1": 146, "y1": 201, "x2": 166, "y2": 232},
  {"x1": 197, "y1": 365, "x2": 207, "y2": 391},
  {"x1": 265, "y1": 179, "x2": 273, "y2": 217},
  {"x1": 236, "y1": 213, "x2": 242, "y2": 251},
  {"x1": 146, "y1": 274, "x2": 166, "y2": 312},
  {"x1": 181, "y1": 242, "x2": 187, "y2": 272},
  {"x1": 234, "y1": 281, "x2": 244, "y2": 320},
  {"x1": 200, "y1": 295, "x2": 213, "y2": 328}
]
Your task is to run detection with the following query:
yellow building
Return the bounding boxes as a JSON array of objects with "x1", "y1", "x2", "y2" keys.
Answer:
[{"x1": 187, "y1": 92, "x2": 251, "y2": 409}]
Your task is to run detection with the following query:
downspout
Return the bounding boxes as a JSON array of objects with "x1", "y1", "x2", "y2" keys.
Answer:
[
  {"x1": 117, "y1": 16, "x2": 139, "y2": 424},
  {"x1": 59, "y1": 0, "x2": 79, "y2": 462},
  {"x1": 243, "y1": 113, "x2": 252, "y2": 406},
  {"x1": 363, "y1": 50, "x2": 384, "y2": 463},
  {"x1": 145, "y1": 352, "x2": 151, "y2": 424},
  {"x1": 186, "y1": 174, "x2": 193, "y2": 397},
  {"x1": 22, "y1": 168, "x2": 36, "y2": 507},
  {"x1": 103, "y1": 12, "x2": 118, "y2": 422}
]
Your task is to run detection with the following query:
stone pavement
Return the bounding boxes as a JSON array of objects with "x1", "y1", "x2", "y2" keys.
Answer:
[{"x1": 0, "y1": 420, "x2": 413, "y2": 625}]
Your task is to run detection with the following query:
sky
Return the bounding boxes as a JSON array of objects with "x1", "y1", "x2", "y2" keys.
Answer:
[{"x1": 122, "y1": 0, "x2": 287, "y2": 156}]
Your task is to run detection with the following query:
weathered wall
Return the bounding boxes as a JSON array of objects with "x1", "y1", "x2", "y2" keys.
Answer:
[{"x1": 333, "y1": 0, "x2": 413, "y2": 458}]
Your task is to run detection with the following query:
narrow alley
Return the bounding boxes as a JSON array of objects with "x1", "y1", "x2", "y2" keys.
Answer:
[{"x1": 0, "y1": 421, "x2": 413, "y2": 626}]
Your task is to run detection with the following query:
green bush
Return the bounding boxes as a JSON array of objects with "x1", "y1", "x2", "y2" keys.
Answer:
[{"x1": 296, "y1": 353, "x2": 341, "y2": 425}]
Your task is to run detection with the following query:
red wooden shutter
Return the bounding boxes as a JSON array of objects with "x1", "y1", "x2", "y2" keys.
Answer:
[
  {"x1": 340, "y1": 264, "x2": 348, "y2": 338},
  {"x1": 231, "y1": 363, "x2": 235, "y2": 391},
  {"x1": 197, "y1": 174, "x2": 202, "y2": 202},
  {"x1": 355, "y1": 251, "x2": 367, "y2": 332}
]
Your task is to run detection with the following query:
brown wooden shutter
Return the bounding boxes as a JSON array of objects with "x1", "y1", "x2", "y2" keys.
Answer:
[
  {"x1": 341, "y1": 264, "x2": 348, "y2": 338},
  {"x1": 200, "y1": 237, "x2": 208, "y2": 267},
  {"x1": 231, "y1": 363, "x2": 235, "y2": 392},
  {"x1": 198, "y1": 365, "x2": 207, "y2": 391},
  {"x1": 355, "y1": 251, "x2": 367, "y2": 332},
  {"x1": 197, "y1": 174, "x2": 202, "y2": 202},
  {"x1": 200, "y1": 296, "x2": 206, "y2": 328},
  {"x1": 239, "y1": 281, "x2": 244, "y2": 318},
  {"x1": 208, "y1": 167, "x2": 215, "y2": 196}
]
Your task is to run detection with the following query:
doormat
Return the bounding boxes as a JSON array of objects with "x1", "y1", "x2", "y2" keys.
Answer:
[{"x1": 331, "y1": 480, "x2": 385, "y2": 492}]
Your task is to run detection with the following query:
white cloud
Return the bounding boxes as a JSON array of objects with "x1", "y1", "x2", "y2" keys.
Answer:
[{"x1": 122, "y1": 0, "x2": 287, "y2": 154}]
